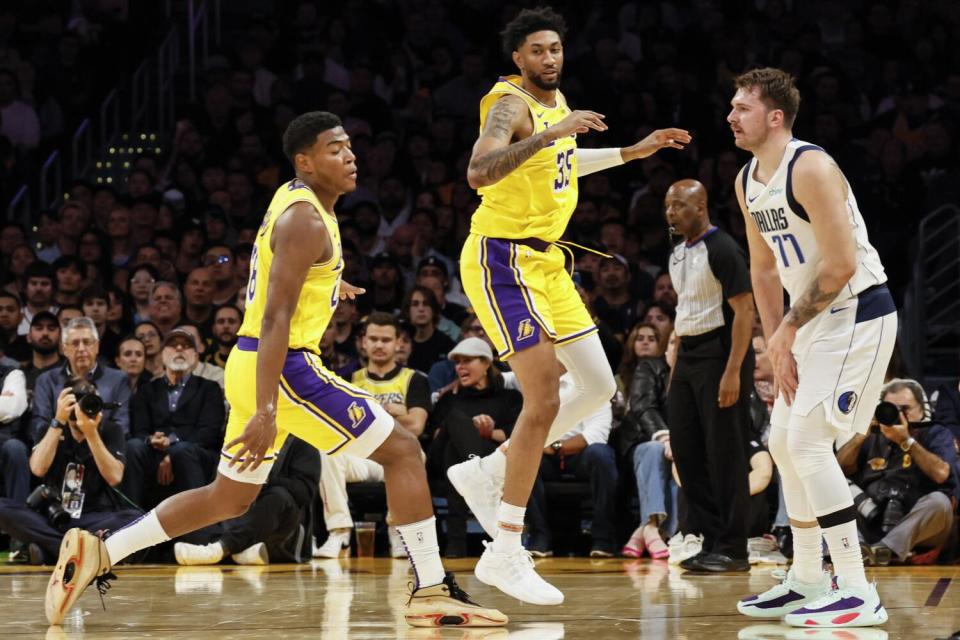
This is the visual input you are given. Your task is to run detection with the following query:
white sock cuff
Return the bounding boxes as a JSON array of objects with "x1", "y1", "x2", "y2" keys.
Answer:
[
  {"x1": 498, "y1": 502, "x2": 526, "y2": 526},
  {"x1": 104, "y1": 509, "x2": 171, "y2": 566}
]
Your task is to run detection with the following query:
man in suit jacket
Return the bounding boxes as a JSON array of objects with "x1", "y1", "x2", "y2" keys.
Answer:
[{"x1": 123, "y1": 328, "x2": 225, "y2": 508}]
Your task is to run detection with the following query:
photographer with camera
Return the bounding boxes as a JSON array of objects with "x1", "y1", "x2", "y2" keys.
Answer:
[
  {"x1": 0, "y1": 380, "x2": 140, "y2": 564},
  {"x1": 31, "y1": 317, "x2": 131, "y2": 442},
  {"x1": 837, "y1": 378, "x2": 957, "y2": 566}
]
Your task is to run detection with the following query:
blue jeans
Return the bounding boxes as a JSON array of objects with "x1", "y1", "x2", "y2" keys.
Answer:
[
  {"x1": 631, "y1": 440, "x2": 678, "y2": 536},
  {"x1": 1, "y1": 438, "x2": 31, "y2": 503},
  {"x1": 527, "y1": 443, "x2": 619, "y2": 552}
]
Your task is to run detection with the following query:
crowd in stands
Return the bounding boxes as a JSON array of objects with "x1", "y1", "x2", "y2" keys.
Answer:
[{"x1": 0, "y1": 0, "x2": 959, "y2": 565}]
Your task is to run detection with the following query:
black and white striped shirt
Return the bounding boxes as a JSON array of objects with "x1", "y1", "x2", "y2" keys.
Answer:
[{"x1": 669, "y1": 227, "x2": 751, "y2": 337}]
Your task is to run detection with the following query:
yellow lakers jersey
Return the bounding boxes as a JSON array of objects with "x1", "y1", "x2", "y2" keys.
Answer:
[
  {"x1": 350, "y1": 366, "x2": 417, "y2": 406},
  {"x1": 470, "y1": 75, "x2": 579, "y2": 243},
  {"x1": 239, "y1": 179, "x2": 344, "y2": 352}
]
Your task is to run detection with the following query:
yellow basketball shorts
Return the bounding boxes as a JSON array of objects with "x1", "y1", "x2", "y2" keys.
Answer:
[
  {"x1": 218, "y1": 337, "x2": 394, "y2": 484},
  {"x1": 460, "y1": 233, "x2": 596, "y2": 359}
]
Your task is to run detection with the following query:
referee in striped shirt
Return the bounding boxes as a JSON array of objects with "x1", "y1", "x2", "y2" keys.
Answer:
[{"x1": 665, "y1": 179, "x2": 756, "y2": 572}]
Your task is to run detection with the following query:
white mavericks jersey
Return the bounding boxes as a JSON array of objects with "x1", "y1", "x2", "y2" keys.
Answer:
[{"x1": 741, "y1": 138, "x2": 886, "y2": 303}]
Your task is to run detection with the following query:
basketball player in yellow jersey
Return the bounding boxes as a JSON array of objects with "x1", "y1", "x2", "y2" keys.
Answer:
[
  {"x1": 449, "y1": 7, "x2": 691, "y2": 605},
  {"x1": 45, "y1": 112, "x2": 506, "y2": 629}
]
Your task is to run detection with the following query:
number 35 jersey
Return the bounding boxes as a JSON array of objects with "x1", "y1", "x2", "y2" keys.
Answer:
[
  {"x1": 470, "y1": 75, "x2": 578, "y2": 243},
  {"x1": 741, "y1": 138, "x2": 886, "y2": 303},
  {"x1": 238, "y1": 179, "x2": 343, "y2": 352}
]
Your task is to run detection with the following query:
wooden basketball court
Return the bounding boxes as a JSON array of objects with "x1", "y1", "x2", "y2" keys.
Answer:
[{"x1": 2, "y1": 559, "x2": 956, "y2": 639}]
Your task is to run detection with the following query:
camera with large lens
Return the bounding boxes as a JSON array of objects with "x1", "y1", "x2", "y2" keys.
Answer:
[
  {"x1": 874, "y1": 401, "x2": 901, "y2": 427},
  {"x1": 25, "y1": 485, "x2": 70, "y2": 528},
  {"x1": 868, "y1": 479, "x2": 910, "y2": 533},
  {"x1": 69, "y1": 379, "x2": 119, "y2": 420}
]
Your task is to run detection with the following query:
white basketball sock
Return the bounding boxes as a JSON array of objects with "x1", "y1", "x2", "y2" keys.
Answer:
[
  {"x1": 491, "y1": 502, "x2": 526, "y2": 554},
  {"x1": 105, "y1": 510, "x2": 171, "y2": 565},
  {"x1": 790, "y1": 525, "x2": 824, "y2": 584},
  {"x1": 821, "y1": 517, "x2": 869, "y2": 590},
  {"x1": 395, "y1": 516, "x2": 445, "y2": 589}
]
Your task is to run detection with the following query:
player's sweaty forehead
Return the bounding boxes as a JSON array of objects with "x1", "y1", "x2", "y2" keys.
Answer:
[{"x1": 520, "y1": 31, "x2": 562, "y2": 51}]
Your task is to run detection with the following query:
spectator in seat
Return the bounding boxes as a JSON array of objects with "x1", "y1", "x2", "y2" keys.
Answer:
[
  {"x1": 81, "y1": 285, "x2": 120, "y2": 365},
  {"x1": 0, "y1": 382, "x2": 141, "y2": 564},
  {"x1": 174, "y1": 437, "x2": 320, "y2": 565},
  {"x1": 52, "y1": 256, "x2": 85, "y2": 307},
  {"x1": 116, "y1": 336, "x2": 151, "y2": 393},
  {"x1": 134, "y1": 321, "x2": 164, "y2": 378},
  {"x1": 313, "y1": 313, "x2": 430, "y2": 559},
  {"x1": 404, "y1": 285, "x2": 454, "y2": 374},
  {"x1": 56, "y1": 306, "x2": 83, "y2": 329},
  {"x1": 0, "y1": 360, "x2": 29, "y2": 501},
  {"x1": 427, "y1": 314, "x2": 493, "y2": 393},
  {"x1": 615, "y1": 322, "x2": 673, "y2": 558},
  {"x1": 147, "y1": 282, "x2": 183, "y2": 337},
  {"x1": 207, "y1": 305, "x2": 242, "y2": 369},
  {"x1": 431, "y1": 338, "x2": 521, "y2": 557},
  {"x1": 182, "y1": 267, "x2": 216, "y2": 337},
  {"x1": 127, "y1": 264, "x2": 159, "y2": 325},
  {"x1": 837, "y1": 378, "x2": 957, "y2": 566},
  {"x1": 0, "y1": 291, "x2": 29, "y2": 363},
  {"x1": 23, "y1": 311, "x2": 64, "y2": 392},
  {"x1": 124, "y1": 329, "x2": 225, "y2": 509},
  {"x1": 32, "y1": 317, "x2": 131, "y2": 441},
  {"x1": 526, "y1": 398, "x2": 619, "y2": 558},
  {"x1": 204, "y1": 245, "x2": 239, "y2": 306},
  {"x1": 174, "y1": 323, "x2": 225, "y2": 389},
  {"x1": 643, "y1": 301, "x2": 675, "y2": 356},
  {"x1": 591, "y1": 254, "x2": 641, "y2": 339},
  {"x1": 17, "y1": 262, "x2": 57, "y2": 336}
]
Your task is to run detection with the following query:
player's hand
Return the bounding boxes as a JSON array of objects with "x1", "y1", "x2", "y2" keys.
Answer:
[
  {"x1": 767, "y1": 324, "x2": 798, "y2": 406},
  {"x1": 623, "y1": 128, "x2": 692, "y2": 160},
  {"x1": 718, "y1": 367, "x2": 740, "y2": 408},
  {"x1": 549, "y1": 110, "x2": 607, "y2": 139},
  {"x1": 472, "y1": 414, "x2": 495, "y2": 439},
  {"x1": 225, "y1": 406, "x2": 277, "y2": 473},
  {"x1": 338, "y1": 281, "x2": 366, "y2": 300},
  {"x1": 157, "y1": 454, "x2": 174, "y2": 486}
]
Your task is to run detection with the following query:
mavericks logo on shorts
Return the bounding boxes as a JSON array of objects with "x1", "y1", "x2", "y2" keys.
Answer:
[
  {"x1": 517, "y1": 319, "x2": 535, "y2": 341},
  {"x1": 837, "y1": 390, "x2": 858, "y2": 414},
  {"x1": 347, "y1": 401, "x2": 367, "y2": 429}
]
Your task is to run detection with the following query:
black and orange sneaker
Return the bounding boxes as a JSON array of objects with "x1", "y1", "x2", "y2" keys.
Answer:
[
  {"x1": 45, "y1": 528, "x2": 114, "y2": 625},
  {"x1": 404, "y1": 572, "x2": 507, "y2": 627}
]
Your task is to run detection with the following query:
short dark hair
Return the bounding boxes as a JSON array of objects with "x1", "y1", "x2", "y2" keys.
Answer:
[
  {"x1": 282, "y1": 111, "x2": 343, "y2": 164},
  {"x1": 501, "y1": 6, "x2": 567, "y2": 58},
  {"x1": 24, "y1": 261, "x2": 54, "y2": 282},
  {"x1": 52, "y1": 255, "x2": 85, "y2": 274},
  {"x1": 364, "y1": 311, "x2": 399, "y2": 335},
  {"x1": 734, "y1": 67, "x2": 801, "y2": 128},
  {"x1": 214, "y1": 304, "x2": 242, "y2": 319},
  {"x1": 81, "y1": 285, "x2": 109, "y2": 305},
  {"x1": 0, "y1": 290, "x2": 21, "y2": 306}
]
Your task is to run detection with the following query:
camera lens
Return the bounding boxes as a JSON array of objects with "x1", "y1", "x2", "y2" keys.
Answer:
[
  {"x1": 78, "y1": 393, "x2": 103, "y2": 418},
  {"x1": 874, "y1": 401, "x2": 901, "y2": 427}
]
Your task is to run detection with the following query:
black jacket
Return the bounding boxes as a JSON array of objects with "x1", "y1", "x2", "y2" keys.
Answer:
[
  {"x1": 429, "y1": 378, "x2": 522, "y2": 440},
  {"x1": 932, "y1": 380, "x2": 960, "y2": 440},
  {"x1": 611, "y1": 358, "x2": 669, "y2": 459},
  {"x1": 131, "y1": 375, "x2": 225, "y2": 451}
]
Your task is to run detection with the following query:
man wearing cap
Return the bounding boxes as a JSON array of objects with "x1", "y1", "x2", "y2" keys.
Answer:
[
  {"x1": 416, "y1": 257, "x2": 469, "y2": 326},
  {"x1": 591, "y1": 253, "x2": 642, "y2": 338},
  {"x1": 313, "y1": 313, "x2": 431, "y2": 558},
  {"x1": 124, "y1": 328, "x2": 226, "y2": 508},
  {"x1": 31, "y1": 317, "x2": 131, "y2": 442},
  {"x1": 23, "y1": 311, "x2": 64, "y2": 392}
]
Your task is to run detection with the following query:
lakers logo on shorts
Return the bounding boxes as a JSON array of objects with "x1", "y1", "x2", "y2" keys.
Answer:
[
  {"x1": 517, "y1": 319, "x2": 535, "y2": 341},
  {"x1": 347, "y1": 401, "x2": 367, "y2": 430}
]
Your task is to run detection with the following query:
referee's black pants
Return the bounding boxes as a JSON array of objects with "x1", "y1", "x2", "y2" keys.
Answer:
[{"x1": 668, "y1": 332, "x2": 753, "y2": 560}]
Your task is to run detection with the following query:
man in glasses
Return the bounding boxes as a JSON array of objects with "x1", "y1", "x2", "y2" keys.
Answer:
[
  {"x1": 204, "y1": 245, "x2": 240, "y2": 306},
  {"x1": 836, "y1": 378, "x2": 956, "y2": 567},
  {"x1": 31, "y1": 317, "x2": 131, "y2": 441}
]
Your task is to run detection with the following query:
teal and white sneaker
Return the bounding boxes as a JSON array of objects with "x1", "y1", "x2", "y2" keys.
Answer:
[
  {"x1": 737, "y1": 568, "x2": 833, "y2": 618},
  {"x1": 783, "y1": 577, "x2": 888, "y2": 628}
]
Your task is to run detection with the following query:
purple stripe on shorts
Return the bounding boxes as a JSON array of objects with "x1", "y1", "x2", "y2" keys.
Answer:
[
  {"x1": 793, "y1": 596, "x2": 864, "y2": 614},
  {"x1": 484, "y1": 238, "x2": 543, "y2": 350},
  {"x1": 281, "y1": 352, "x2": 376, "y2": 437}
]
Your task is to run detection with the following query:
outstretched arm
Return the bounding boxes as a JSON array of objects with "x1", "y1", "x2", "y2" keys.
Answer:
[{"x1": 466, "y1": 94, "x2": 607, "y2": 188}]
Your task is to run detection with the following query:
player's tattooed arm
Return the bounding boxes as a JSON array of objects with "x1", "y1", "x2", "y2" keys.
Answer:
[
  {"x1": 784, "y1": 279, "x2": 839, "y2": 328},
  {"x1": 783, "y1": 153, "x2": 857, "y2": 330},
  {"x1": 467, "y1": 95, "x2": 550, "y2": 188}
]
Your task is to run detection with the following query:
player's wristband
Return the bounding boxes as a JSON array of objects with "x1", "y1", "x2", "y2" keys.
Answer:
[{"x1": 577, "y1": 147, "x2": 625, "y2": 177}]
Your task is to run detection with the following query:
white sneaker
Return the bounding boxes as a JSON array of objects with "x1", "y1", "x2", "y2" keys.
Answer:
[
  {"x1": 313, "y1": 529, "x2": 350, "y2": 558},
  {"x1": 668, "y1": 533, "x2": 703, "y2": 565},
  {"x1": 174, "y1": 541, "x2": 225, "y2": 565},
  {"x1": 388, "y1": 525, "x2": 408, "y2": 559},
  {"x1": 474, "y1": 542, "x2": 563, "y2": 606},
  {"x1": 783, "y1": 577, "x2": 888, "y2": 628},
  {"x1": 748, "y1": 535, "x2": 789, "y2": 564},
  {"x1": 447, "y1": 455, "x2": 503, "y2": 538},
  {"x1": 737, "y1": 568, "x2": 832, "y2": 618},
  {"x1": 232, "y1": 542, "x2": 269, "y2": 565}
]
